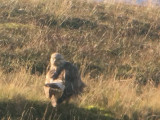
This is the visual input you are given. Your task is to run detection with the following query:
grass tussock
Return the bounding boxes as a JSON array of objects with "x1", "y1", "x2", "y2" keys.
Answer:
[{"x1": 0, "y1": 0, "x2": 160, "y2": 119}]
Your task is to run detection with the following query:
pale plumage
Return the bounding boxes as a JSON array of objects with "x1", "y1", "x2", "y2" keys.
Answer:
[{"x1": 44, "y1": 53, "x2": 85, "y2": 107}]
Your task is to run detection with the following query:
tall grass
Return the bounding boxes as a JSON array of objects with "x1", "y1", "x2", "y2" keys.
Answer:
[
  {"x1": 1, "y1": 69, "x2": 160, "y2": 119},
  {"x1": 0, "y1": 0, "x2": 160, "y2": 119},
  {"x1": 82, "y1": 76, "x2": 160, "y2": 119}
]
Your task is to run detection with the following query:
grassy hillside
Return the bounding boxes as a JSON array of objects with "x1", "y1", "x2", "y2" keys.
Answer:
[{"x1": 0, "y1": 0, "x2": 160, "y2": 119}]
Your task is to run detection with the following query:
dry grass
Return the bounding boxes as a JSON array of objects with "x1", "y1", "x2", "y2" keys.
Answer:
[
  {"x1": 0, "y1": 0, "x2": 160, "y2": 119},
  {"x1": 1, "y1": 69, "x2": 160, "y2": 119},
  {"x1": 0, "y1": 68, "x2": 45, "y2": 101},
  {"x1": 82, "y1": 76, "x2": 160, "y2": 119}
]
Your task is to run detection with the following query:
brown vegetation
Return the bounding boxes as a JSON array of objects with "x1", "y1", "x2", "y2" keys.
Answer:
[{"x1": 0, "y1": 0, "x2": 160, "y2": 119}]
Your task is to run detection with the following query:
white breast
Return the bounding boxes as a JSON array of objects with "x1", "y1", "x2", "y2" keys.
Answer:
[{"x1": 50, "y1": 80, "x2": 65, "y2": 91}]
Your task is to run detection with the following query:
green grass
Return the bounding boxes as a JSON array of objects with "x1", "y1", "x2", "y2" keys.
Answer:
[
  {"x1": 0, "y1": 101, "x2": 115, "y2": 120},
  {"x1": 1, "y1": 0, "x2": 160, "y2": 119}
]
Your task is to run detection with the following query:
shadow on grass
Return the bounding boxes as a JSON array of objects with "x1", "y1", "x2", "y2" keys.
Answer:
[
  {"x1": 60, "y1": 18, "x2": 97, "y2": 29},
  {"x1": 0, "y1": 95, "x2": 115, "y2": 120}
]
